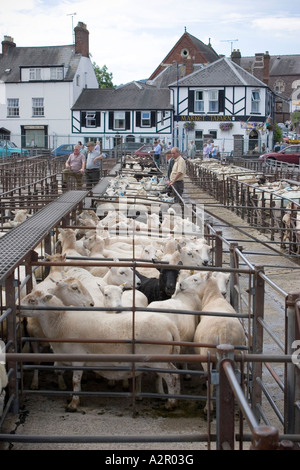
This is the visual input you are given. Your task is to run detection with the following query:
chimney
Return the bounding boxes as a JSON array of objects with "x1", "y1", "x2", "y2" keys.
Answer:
[
  {"x1": 74, "y1": 22, "x2": 89, "y2": 58},
  {"x1": 231, "y1": 49, "x2": 241, "y2": 66},
  {"x1": 2, "y1": 35, "x2": 16, "y2": 55},
  {"x1": 263, "y1": 51, "x2": 270, "y2": 86},
  {"x1": 253, "y1": 53, "x2": 264, "y2": 82}
]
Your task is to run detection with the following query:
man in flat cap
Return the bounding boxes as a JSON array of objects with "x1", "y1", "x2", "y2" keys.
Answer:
[{"x1": 85, "y1": 141, "x2": 103, "y2": 190}]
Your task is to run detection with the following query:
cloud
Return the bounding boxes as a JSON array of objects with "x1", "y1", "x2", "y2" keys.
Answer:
[
  {"x1": 253, "y1": 16, "x2": 300, "y2": 34},
  {"x1": 0, "y1": 0, "x2": 299, "y2": 84}
]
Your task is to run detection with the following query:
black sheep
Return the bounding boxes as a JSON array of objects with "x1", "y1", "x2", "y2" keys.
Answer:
[{"x1": 137, "y1": 264, "x2": 181, "y2": 304}]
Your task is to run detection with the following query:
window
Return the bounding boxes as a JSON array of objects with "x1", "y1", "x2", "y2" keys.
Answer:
[
  {"x1": 195, "y1": 91, "x2": 204, "y2": 112},
  {"x1": 208, "y1": 130, "x2": 217, "y2": 139},
  {"x1": 141, "y1": 111, "x2": 151, "y2": 127},
  {"x1": 195, "y1": 130, "x2": 203, "y2": 151},
  {"x1": 274, "y1": 79, "x2": 285, "y2": 93},
  {"x1": 251, "y1": 91, "x2": 260, "y2": 113},
  {"x1": 50, "y1": 67, "x2": 63, "y2": 80},
  {"x1": 32, "y1": 98, "x2": 44, "y2": 117},
  {"x1": 29, "y1": 68, "x2": 42, "y2": 80},
  {"x1": 85, "y1": 112, "x2": 96, "y2": 127},
  {"x1": 194, "y1": 90, "x2": 220, "y2": 113},
  {"x1": 114, "y1": 112, "x2": 125, "y2": 130},
  {"x1": 7, "y1": 98, "x2": 19, "y2": 117},
  {"x1": 208, "y1": 91, "x2": 218, "y2": 112}
]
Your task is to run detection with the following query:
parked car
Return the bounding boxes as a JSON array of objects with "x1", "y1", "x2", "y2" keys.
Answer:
[
  {"x1": 51, "y1": 144, "x2": 76, "y2": 156},
  {"x1": 134, "y1": 144, "x2": 154, "y2": 158},
  {"x1": 258, "y1": 145, "x2": 300, "y2": 165},
  {"x1": 112, "y1": 142, "x2": 142, "y2": 155},
  {"x1": 0, "y1": 140, "x2": 29, "y2": 157}
]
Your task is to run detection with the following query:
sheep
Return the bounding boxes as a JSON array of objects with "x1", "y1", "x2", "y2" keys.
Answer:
[
  {"x1": 2, "y1": 209, "x2": 31, "y2": 228},
  {"x1": 212, "y1": 271, "x2": 230, "y2": 298},
  {"x1": 26, "y1": 275, "x2": 95, "y2": 391},
  {"x1": 177, "y1": 271, "x2": 230, "y2": 298},
  {"x1": 0, "y1": 364, "x2": 8, "y2": 417},
  {"x1": 102, "y1": 264, "x2": 141, "y2": 290},
  {"x1": 98, "y1": 283, "x2": 148, "y2": 310},
  {"x1": 175, "y1": 238, "x2": 212, "y2": 267},
  {"x1": 21, "y1": 290, "x2": 181, "y2": 411},
  {"x1": 162, "y1": 243, "x2": 211, "y2": 268},
  {"x1": 190, "y1": 273, "x2": 246, "y2": 413},
  {"x1": 146, "y1": 271, "x2": 211, "y2": 387},
  {"x1": 84, "y1": 234, "x2": 158, "y2": 262},
  {"x1": 66, "y1": 264, "x2": 141, "y2": 304},
  {"x1": 57, "y1": 228, "x2": 89, "y2": 258},
  {"x1": 282, "y1": 202, "x2": 300, "y2": 254},
  {"x1": 136, "y1": 264, "x2": 181, "y2": 304},
  {"x1": 147, "y1": 271, "x2": 209, "y2": 346},
  {"x1": 121, "y1": 289, "x2": 148, "y2": 308}
]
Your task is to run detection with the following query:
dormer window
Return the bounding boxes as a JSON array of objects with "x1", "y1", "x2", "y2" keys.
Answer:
[
  {"x1": 29, "y1": 68, "x2": 42, "y2": 80},
  {"x1": 50, "y1": 67, "x2": 63, "y2": 80}
]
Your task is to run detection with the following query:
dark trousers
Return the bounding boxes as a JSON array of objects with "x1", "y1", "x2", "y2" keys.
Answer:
[
  {"x1": 172, "y1": 180, "x2": 184, "y2": 202},
  {"x1": 85, "y1": 169, "x2": 100, "y2": 190}
]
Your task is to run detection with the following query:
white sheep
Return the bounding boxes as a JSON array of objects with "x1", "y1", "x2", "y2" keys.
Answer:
[
  {"x1": 58, "y1": 228, "x2": 89, "y2": 257},
  {"x1": 146, "y1": 271, "x2": 209, "y2": 343},
  {"x1": 190, "y1": 273, "x2": 246, "y2": 413},
  {"x1": 0, "y1": 363, "x2": 8, "y2": 417},
  {"x1": 26, "y1": 275, "x2": 95, "y2": 390},
  {"x1": 21, "y1": 290, "x2": 181, "y2": 411},
  {"x1": 212, "y1": 271, "x2": 230, "y2": 297}
]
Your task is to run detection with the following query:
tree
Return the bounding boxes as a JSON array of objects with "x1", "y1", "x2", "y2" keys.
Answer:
[
  {"x1": 93, "y1": 62, "x2": 114, "y2": 89},
  {"x1": 291, "y1": 111, "x2": 300, "y2": 132},
  {"x1": 273, "y1": 123, "x2": 282, "y2": 144}
]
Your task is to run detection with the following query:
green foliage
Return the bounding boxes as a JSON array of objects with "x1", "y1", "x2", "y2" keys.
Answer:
[
  {"x1": 291, "y1": 111, "x2": 300, "y2": 130},
  {"x1": 93, "y1": 62, "x2": 114, "y2": 89},
  {"x1": 273, "y1": 123, "x2": 283, "y2": 143}
]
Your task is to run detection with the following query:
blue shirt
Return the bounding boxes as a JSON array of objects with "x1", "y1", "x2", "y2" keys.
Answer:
[
  {"x1": 154, "y1": 143, "x2": 161, "y2": 156},
  {"x1": 86, "y1": 149, "x2": 101, "y2": 169}
]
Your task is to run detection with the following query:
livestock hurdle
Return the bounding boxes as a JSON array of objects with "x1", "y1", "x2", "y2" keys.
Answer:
[
  {"x1": 0, "y1": 191, "x2": 299, "y2": 449},
  {"x1": 186, "y1": 159, "x2": 300, "y2": 258}
]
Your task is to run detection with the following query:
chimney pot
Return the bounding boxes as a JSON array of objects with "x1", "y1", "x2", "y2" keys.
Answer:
[
  {"x1": 74, "y1": 22, "x2": 89, "y2": 58},
  {"x1": 2, "y1": 35, "x2": 16, "y2": 55}
]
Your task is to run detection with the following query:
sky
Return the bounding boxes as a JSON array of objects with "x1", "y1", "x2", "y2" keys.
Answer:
[{"x1": 1, "y1": 0, "x2": 300, "y2": 85}]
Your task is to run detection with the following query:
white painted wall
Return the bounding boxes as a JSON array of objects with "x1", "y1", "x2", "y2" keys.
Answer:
[{"x1": 0, "y1": 56, "x2": 98, "y2": 146}]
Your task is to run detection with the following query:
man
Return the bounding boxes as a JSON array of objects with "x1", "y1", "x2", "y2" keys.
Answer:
[
  {"x1": 62, "y1": 144, "x2": 86, "y2": 189},
  {"x1": 161, "y1": 149, "x2": 175, "y2": 195},
  {"x1": 153, "y1": 139, "x2": 161, "y2": 168},
  {"x1": 167, "y1": 147, "x2": 186, "y2": 202},
  {"x1": 85, "y1": 141, "x2": 103, "y2": 190},
  {"x1": 187, "y1": 140, "x2": 196, "y2": 158}
]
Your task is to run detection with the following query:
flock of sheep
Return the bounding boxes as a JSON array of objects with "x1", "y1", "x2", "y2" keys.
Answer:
[
  {"x1": 15, "y1": 163, "x2": 247, "y2": 414},
  {"x1": 2, "y1": 158, "x2": 299, "y2": 417}
]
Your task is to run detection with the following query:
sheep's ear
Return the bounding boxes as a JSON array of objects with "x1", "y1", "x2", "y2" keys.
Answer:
[
  {"x1": 206, "y1": 272, "x2": 213, "y2": 280},
  {"x1": 119, "y1": 284, "x2": 125, "y2": 291}
]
